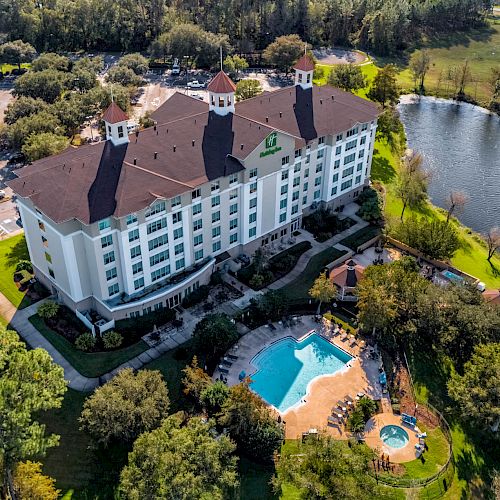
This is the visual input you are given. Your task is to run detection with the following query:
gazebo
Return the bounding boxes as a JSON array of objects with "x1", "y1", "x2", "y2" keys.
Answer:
[
  {"x1": 483, "y1": 289, "x2": 500, "y2": 305},
  {"x1": 329, "y1": 259, "x2": 365, "y2": 301}
]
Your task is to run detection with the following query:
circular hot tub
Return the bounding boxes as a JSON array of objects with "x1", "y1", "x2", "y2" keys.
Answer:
[{"x1": 380, "y1": 425, "x2": 410, "y2": 449}]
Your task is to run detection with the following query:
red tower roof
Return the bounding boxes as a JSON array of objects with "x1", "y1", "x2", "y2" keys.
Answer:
[
  {"x1": 207, "y1": 71, "x2": 236, "y2": 93},
  {"x1": 293, "y1": 54, "x2": 315, "y2": 72},
  {"x1": 102, "y1": 102, "x2": 129, "y2": 124}
]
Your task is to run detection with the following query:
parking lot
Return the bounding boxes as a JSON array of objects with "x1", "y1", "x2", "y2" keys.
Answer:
[{"x1": 0, "y1": 152, "x2": 23, "y2": 237}]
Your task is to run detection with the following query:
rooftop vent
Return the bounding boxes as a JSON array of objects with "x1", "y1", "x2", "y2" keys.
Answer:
[
  {"x1": 240, "y1": 144, "x2": 244, "y2": 150},
  {"x1": 154, "y1": 125, "x2": 157, "y2": 131},
  {"x1": 154, "y1": 152, "x2": 158, "y2": 159},
  {"x1": 279, "y1": 111, "x2": 282, "y2": 118},
  {"x1": 265, "y1": 116, "x2": 269, "y2": 123},
  {"x1": 192, "y1": 140, "x2": 195, "y2": 147},
  {"x1": 133, "y1": 158, "x2": 137, "y2": 165},
  {"x1": 320, "y1": 99, "x2": 323, "y2": 104},
  {"x1": 331, "y1": 95, "x2": 335, "y2": 101},
  {"x1": 173, "y1": 145, "x2": 176, "y2": 152}
]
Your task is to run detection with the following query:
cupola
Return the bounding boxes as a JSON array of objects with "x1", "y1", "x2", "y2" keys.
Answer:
[
  {"x1": 102, "y1": 102, "x2": 129, "y2": 146},
  {"x1": 207, "y1": 71, "x2": 236, "y2": 116},
  {"x1": 293, "y1": 54, "x2": 315, "y2": 89}
]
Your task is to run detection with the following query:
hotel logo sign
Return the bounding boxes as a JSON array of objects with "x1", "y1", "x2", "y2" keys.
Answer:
[{"x1": 260, "y1": 132, "x2": 282, "y2": 158}]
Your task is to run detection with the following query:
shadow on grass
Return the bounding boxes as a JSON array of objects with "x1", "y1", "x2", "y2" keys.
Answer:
[
  {"x1": 488, "y1": 260, "x2": 500, "y2": 277},
  {"x1": 371, "y1": 150, "x2": 396, "y2": 183},
  {"x1": 5, "y1": 235, "x2": 29, "y2": 268},
  {"x1": 423, "y1": 25, "x2": 496, "y2": 50}
]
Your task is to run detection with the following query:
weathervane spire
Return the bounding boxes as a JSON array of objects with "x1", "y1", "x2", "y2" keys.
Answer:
[{"x1": 220, "y1": 46, "x2": 223, "y2": 71}]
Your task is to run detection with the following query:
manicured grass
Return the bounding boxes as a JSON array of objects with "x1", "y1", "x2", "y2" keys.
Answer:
[
  {"x1": 239, "y1": 457, "x2": 277, "y2": 500},
  {"x1": 338, "y1": 225, "x2": 381, "y2": 251},
  {"x1": 280, "y1": 247, "x2": 347, "y2": 300},
  {"x1": 0, "y1": 62, "x2": 30, "y2": 74},
  {"x1": 29, "y1": 314, "x2": 149, "y2": 378},
  {"x1": 0, "y1": 234, "x2": 32, "y2": 309}
]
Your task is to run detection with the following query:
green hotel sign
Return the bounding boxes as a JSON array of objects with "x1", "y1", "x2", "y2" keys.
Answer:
[{"x1": 260, "y1": 132, "x2": 282, "y2": 158}]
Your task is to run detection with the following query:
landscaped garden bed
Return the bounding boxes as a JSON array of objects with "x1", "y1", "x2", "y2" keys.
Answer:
[
  {"x1": 302, "y1": 208, "x2": 356, "y2": 242},
  {"x1": 236, "y1": 241, "x2": 312, "y2": 290},
  {"x1": 338, "y1": 225, "x2": 381, "y2": 251}
]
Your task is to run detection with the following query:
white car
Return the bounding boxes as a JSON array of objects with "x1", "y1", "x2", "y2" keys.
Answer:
[
  {"x1": 187, "y1": 80, "x2": 204, "y2": 89},
  {"x1": 0, "y1": 190, "x2": 6, "y2": 200}
]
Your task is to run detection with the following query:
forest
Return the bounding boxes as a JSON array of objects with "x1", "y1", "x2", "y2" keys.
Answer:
[{"x1": 0, "y1": 0, "x2": 494, "y2": 57}]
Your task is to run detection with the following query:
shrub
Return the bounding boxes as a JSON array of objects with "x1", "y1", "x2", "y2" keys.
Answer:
[
  {"x1": 356, "y1": 187, "x2": 383, "y2": 223},
  {"x1": 75, "y1": 332, "x2": 96, "y2": 351},
  {"x1": 102, "y1": 330, "x2": 123, "y2": 349},
  {"x1": 181, "y1": 285, "x2": 210, "y2": 308},
  {"x1": 15, "y1": 259, "x2": 33, "y2": 273},
  {"x1": 357, "y1": 396, "x2": 378, "y2": 421},
  {"x1": 37, "y1": 300, "x2": 60, "y2": 320},
  {"x1": 249, "y1": 273, "x2": 265, "y2": 289},
  {"x1": 347, "y1": 408, "x2": 366, "y2": 433},
  {"x1": 115, "y1": 307, "x2": 176, "y2": 340}
]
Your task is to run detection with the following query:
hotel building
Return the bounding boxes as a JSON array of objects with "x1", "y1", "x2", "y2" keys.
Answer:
[{"x1": 8, "y1": 56, "x2": 379, "y2": 321}]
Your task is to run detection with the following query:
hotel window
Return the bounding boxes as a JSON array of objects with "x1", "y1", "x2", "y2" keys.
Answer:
[
  {"x1": 148, "y1": 234, "x2": 167, "y2": 251},
  {"x1": 212, "y1": 211, "x2": 220, "y2": 223},
  {"x1": 361, "y1": 123, "x2": 368, "y2": 131},
  {"x1": 316, "y1": 163, "x2": 323, "y2": 173},
  {"x1": 193, "y1": 219, "x2": 202, "y2": 231},
  {"x1": 342, "y1": 166, "x2": 354, "y2": 178},
  {"x1": 304, "y1": 168, "x2": 309, "y2": 178},
  {"x1": 38, "y1": 220, "x2": 46, "y2": 231},
  {"x1": 212, "y1": 226, "x2": 221, "y2": 238},
  {"x1": 280, "y1": 184, "x2": 288, "y2": 195},
  {"x1": 291, "y1": 204, "x2": 299, "y2": 215},
  {"x1": 332, "y1": 173, "x2": 339, "y2": 183},
  {"x1": 132, "y1": 261, "x2": 143, "y2": 274},
  {"x1": 171, "y1": 196, "x2": 181, "y2": 208},
  {"x1": 318, "y1": 136, "x2": 325, "y2": 145},
  {"x1": 229, "y1": 189, "x2": 238, "y2": 200},
  {"x1": 281, "y1": 170, "x2": 288, "y2": 181},
  {"x1": 341, "y1": 179, "x2": 353, "y2": 191},
  {"x1": 173, "y1": 227, "x2": 183, "y2": 240},
  {"x1": 294, "y1": 164, "x2": 301, "y2": 173},
  {"x1": 130, "y1": 311, "x2": 140, "y2": 318},
  {"x1": 281, "y1": 155, "x2": 290, "y2": 166},
  {"x1": 150, "y1": 250, "x2": 169, "y2": 267},
  {"x1": 279, "y1": 212, "x2": 286, "y2": 223},
  {"x1": 101, "y1": 235, "x2": 113, "y2": 248},
  {"x1": 151, "y1": 266, "x2": 170, "y2": 282},
  {"x1": 331, "y1": 186, "x2": 337, "y2": 196},
  {"x1": 302, "y1": 196, "x2": 308, "y2": 205},
  {"x1": 292, "y1": 191, "x2": 299, "y2": 201},
  {"x1": 126, "y1": 214, "x2": 137, "y2": 225},
  {"x1": 213, "y1": 241, "x2": 222, "y2": 252},
  {"x1": 229, "y1": 173, "x2": 238, "y2": 184},
  {"x1": 146, "y1": 201, "x2": 166, "y2": 217},
  {"x1": 249, "y1": 212, "x2": 257, "y2": 224},
  {"x1": 48, "y1": 268, "x2": 55, "y2": 279},
  {"x1": 230, "y1": 233, "x2": 238, "y2": 244},
  {"x1": 334, "y1": 159, "x2": 340, "y2": 169},
  {"x1": 293, "y1": 177, "x2": 300, "y2": 187},
  {"x1": 174, "y1": 243, "x2": 184, "y2": 255},
  {"x1": 249, "y1": 168, "x2": 258, "y2": 178},
  {"x1": 106, "y1": 267, "x2": 117, "y2": 281},
  {"x1": 344, "y1": 153, "x2": 355, "y2": 165},
  {"x1": 358, "y1": 149, "x2": 365, "y2": 158},
  {"x1": 230, "y1": 203, "x2": 238, "y2": 214},
  {"x1": 295, "y1": 149, "x2": 301, "y2": 158},
  {"x1": 134, "y1": 277, "x2": 144, "y2": 290},
  {"x1": 303, "y1": 181, "x2": 308, "y2": 192},
  {"x1": 347, "y1": 127, "x2": 358, "y2": 138},
  {"x1": 314, "y1": 190, "x2": 320, "y2": 199},
  {"x1": 230, "y1": 218, "x2": 238, "y2": 230},
  {"x1": 249, "y1": 182, "x2": 257, "y2": 194},
  {"x1": 305, "y1": 154, "x2": 310, "y2": 164},
  {"x1": 41, "y1": 235, "x2": 48, "y2": 247},
  {"x1": 211, "y1": 195, "x2": 220, "y2": 207},
  {"x1": 192, "y1": 203, "x2": 202, "y2": 215},
  {"x1": 346, "y1": 139, "x2": 357, "y2": 151},
  {"x1": 360, "y1": 136, "x2": 366, "y2": 145},
  {"x1": 211, "y1": 181, "x2": 220, "y2": 192},
  {"x1": 108, "y1": 283, "x2": 120, "y2": 296},
  {"x1": 172, "y1": 212, "x2": 182, "y2": 224},
  {"x1": 280, "y1": 199, "x2": 287, "y2": 209},
  {"x1": 357, "y1": 162, "x2": 363, "y2": 172},
  {"x1": 98, "y1": 219, "x2": 110, "y2": 231},
  {"x1": 117, "y1": 126, "x2": 124, "y2": 138},
  {"x1": 130, "y1": 246, "x2": 141, "y2": 259},
  {"x1": 128, "y1": 229, "x2": 139, "y2": 242},
  {"x1": 314, "y1": 176, "x2": 322, "y2": 186},
  {"x1": 193, "y1": 234, "x2": 203, "y2": 246},
  {"x1": 335, "y1": 146, "x2": 342, "y2": 155},
  {"x1": 248, "y1": 227, "x2": 256, "y2": 238},
  {"x1": 192, "y1": 188, "x2": 201, "y2": 200},
  {"x1": 336, "y1": 133, "x2": 343, "y2": 141},
  {"x1": 194, "y1": 249, "x2": 204, "y2": 261},
  {"x1": 147, "y1": 218, "x2": 166, "y2": 234},
  {"x1": 103, "y1": 251, "x2": 115, "y2": 265},
  {"x1": 317, "y1": 149, "x2": 325, "y2": 159},
  {"x1": 355, "y1": 175, "x2": 362, "y2": 184}
]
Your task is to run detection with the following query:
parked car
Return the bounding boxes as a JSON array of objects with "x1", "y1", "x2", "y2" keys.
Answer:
[
  {"x1": 0, "y1": 190, "x2": 6, "y2": 200},
  {"x1": 187, "y1": 80, "x2": 205, "y2": 88},
  {"x1": 171, "y1": 58, "x2": 180, "y2": 75}
]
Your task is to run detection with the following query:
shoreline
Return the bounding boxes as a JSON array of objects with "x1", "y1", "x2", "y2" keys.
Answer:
[{"x1": 398, "y1": 93, "x2": 498, "y2": 116}]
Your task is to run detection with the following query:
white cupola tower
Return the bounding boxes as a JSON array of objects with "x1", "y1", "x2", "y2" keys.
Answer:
[
  {"x1": 207, "y1": 71, "x2": 236, "y2": 116},
  {"x1": 293, "y1": 54, "x2": 315, "y2": 89},
  {"x1": 102, "y1": 102, "x2": 130, "y2": 146}
]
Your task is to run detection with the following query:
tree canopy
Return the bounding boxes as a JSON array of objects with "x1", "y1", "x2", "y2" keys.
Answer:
[
  {"x1": 0, "y1": 40, "x2": 36, "y2": 69},
  {"x1": 13, "y1": 69, "x2": 71, "y2": 103},
  {"x1": 22, "y1": 132, "x2": 69, "y2": 161},
  {"x1": 309, "y1": 271, "x2": 336, "y2": 313},
  {"x1": 367, "y1": 65, "x2": 400, "y2": 108},
  {"x1": 235, "y1": 79, "x2": 262, "y2": 101},
  {"x1": 13, "y1": 461, "x2": 60, "y2": 500},
  {"x1": 328, "y1": 64, "x2": 365, "y2": 92},
  {"x1": 263, "y1": 35, "x2": 305, "y2": 73}
]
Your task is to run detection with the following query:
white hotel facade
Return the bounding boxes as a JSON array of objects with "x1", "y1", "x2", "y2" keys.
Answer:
[{"x1": 9, "y1": 56, "x2": 379, "y2": 321}]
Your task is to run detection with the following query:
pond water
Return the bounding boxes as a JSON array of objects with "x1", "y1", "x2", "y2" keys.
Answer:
[{"x1": 398, "y1": 96, "x2": 500, "y2": 234}]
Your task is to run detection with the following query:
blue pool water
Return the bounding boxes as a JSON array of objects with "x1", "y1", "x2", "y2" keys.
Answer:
[
  {"x1": 250, "y1": 333, "x2": 353, "y2": 412},
  {"x1": 380, "y1": 425, "x2": 410, "y2": 449},
  {"x1": 442, "y1": 270, "x2": 465, "y2": 283}
]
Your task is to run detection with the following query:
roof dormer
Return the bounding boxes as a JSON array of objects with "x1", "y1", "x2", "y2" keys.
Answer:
[
  {"x1": 294, "y1": 54, "x2": 315, "y2": 90},
  {"x1": 102, "y1": 102, "x2": 129, "y2": 146},
  {"x1": 207, "y1": 71, "x2": 236, "y2": 116}
]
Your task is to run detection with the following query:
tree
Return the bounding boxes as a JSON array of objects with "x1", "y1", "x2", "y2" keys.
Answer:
[
  {"x1": 347, "y1": 408, "x2": 366, "y2": 433},
  {"x1": 37, "y1": 300, "x2": 59, "y2": 320},
  {"x1": 356, "y1": 187, "x2": 383, "y2": 223},
  {"x1": 13, "y1": 461, "x2": 59, "y2": 500},
  {"x1": 328, "y1": 63, "x2": 365, "y2": 92},
  {"x1": 7, "y1": 111, "x2": 63, "y2": 149},
  {"x1": 224, "y1": 55, "x2": 248, "y2": 77},
  {"x1": 22, "y1": 132, "x2": 68, "y2": 161},
  {"x1": 200, "y1": 381, "x2": 230, "y2": 415},
  {"x1": 0, "y1": 328, "x2": 66, "y2": 494},
  {"x1": 367, "y1": 64, "x2": 400, "y2": 107},
  {"x1": 118, "y1": 53, "x2": 149, "y2": 75},
  {"x1": 448, "y1": 343, "x2": 500, "y2": 432},
  {"x1": 395, "y1": 151, "x2": 429, "y2": 220},
  {"x1": 445, "y1": 190, "x2": 468, "y2": 224},
  {"x1": 309, "y1": 271, "x2": 336, "y2": 314},
  {"x1": 375, "y1": 106, "x2": 404, "y2": 144},
  {"x1": 485, "y1": 227, "x2": 500, "y2": 263},
  {"x1": 79, "y1": 368, "x2": 169, "y2": 447},
  {"x1": 13, "y1": 69, "x2": 70, "y2": 103},
  {"x1": 449, "y1": 60, "x2": 473, "y2": 97},
  {"x1": 182, "y1": 356, "x2": 212, "y2": 404},
  {"x1": 274, "y1": 433, "x2": 379, "y2": 499},
  {"x1": 263, "y1": 35, "x2": 305, "y2": 74},
  {"x1": 489, "y1": 66, "x2": 500, "y2": 113},
  {"x1": 4, "y1": 96, "x2": 49, "y2": 125},
  {"x1": 409, "y1": 50, "x2": 431, "y2": 91},
  {"x1": 192, "y1": 313, "x2": 238, "y2": 363},
  {"x1": 105, "y1": 65, "x2": 143, "y2": 87},
  {"x1": 31, "y1": 52, "x2": 70, "y2": 72},
  {"x1": 0, "y1": 40, "x2": 36, "y2": 70},
  {"x1": 219, "y1": 382, "x2": 284, "y2": 462},
  {"x1": 235, "y1": 79, "x2": 263, "y2": 101},
  {"x1": 73, "y1": 56, "x2": 104, "y2": 74},
  {"x1": 119, "y1": 414, "x2": 239, "y2": 500}
]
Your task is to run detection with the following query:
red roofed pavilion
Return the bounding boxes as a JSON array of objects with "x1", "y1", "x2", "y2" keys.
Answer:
[
  {"x1": 293, "y1": 54, "x2": 315, "y2": 72},
  {"x1": 207, "y1": 71, "x2": 237, "y2": 94},
  {"x1": 102, "y1": 102, "x2": 129, "y2": 124}
]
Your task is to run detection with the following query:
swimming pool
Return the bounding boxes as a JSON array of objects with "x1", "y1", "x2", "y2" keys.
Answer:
[
  {"x1": 250, "y1": 333, "x2": 353, "y2": 412},
  {"x1": 442, "y1": 270, "x2": 465, "y2": 283},
  {"x1": 380, "y1": 425, "x2": 409, "y2": 449}
]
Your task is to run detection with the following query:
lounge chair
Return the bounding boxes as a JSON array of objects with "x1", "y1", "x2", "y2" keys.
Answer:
[
  {"x1": 227, "y1": 354, "x2": 238, "y2": 360},
  {"x1": 218, "y1": 365, "x2": 229, "y2": 374},
  {"x1": 221, "y1": 357, "x2": 232, "y2": 367},
  {"x1": 327, "y1": 416, "x2": 339, "y2": 426},
  {"x1": 337, "y1": 401, "x2": 348, "y2": 412},
  {"x1": 401, "y1": 413, "x2": 417, "y2": 427},
  {"x1": 416, "y1": 432, "x2": 427, "y2": 439}
]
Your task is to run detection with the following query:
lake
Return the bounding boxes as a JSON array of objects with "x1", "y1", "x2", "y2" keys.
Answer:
[{"x1": 398, "y1": 96, "x2": 500, "y2": 234}]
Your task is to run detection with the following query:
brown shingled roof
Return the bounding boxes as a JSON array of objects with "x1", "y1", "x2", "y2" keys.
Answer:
[
  {"x1": 293, "y1": 54, "x2": 315, "y2": 72},
  {"x1": 207, "y1": 71, "x2": 236, "y2": 93},
  {"x1": 102, "y1": 102, "x2": 128, "y2": 123}
]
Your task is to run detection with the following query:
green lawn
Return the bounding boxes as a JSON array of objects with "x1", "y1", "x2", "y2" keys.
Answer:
[
  {"x1": 0, "y1": 234, "x2": 33, "y2": 309},
  {"x1": 338, "y1": 225, "x2": 381, "y2": 251},
  {"x1": 280, "y1": 247, "x2": 347, "y2": 301},
  {"x1": 0, "y1": 62, "x2": 30, "y2": 74},
  {"x1": 29, "y1": 314, "x2": 149, "y2": 378}
]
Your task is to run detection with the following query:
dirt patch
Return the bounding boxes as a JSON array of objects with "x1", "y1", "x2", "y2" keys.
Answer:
[{"x1": 313, "y1": 48, "x2": 367, "y2": 65}]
